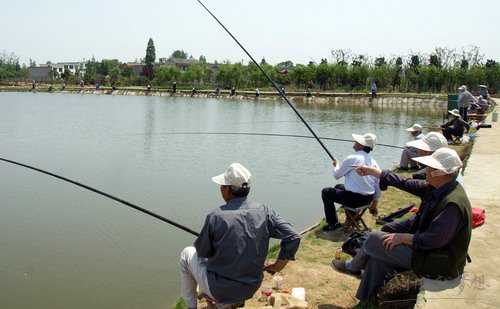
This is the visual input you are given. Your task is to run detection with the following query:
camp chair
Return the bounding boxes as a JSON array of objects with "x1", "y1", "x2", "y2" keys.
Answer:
[{"x1": 342, "y1": 204, "x2": 371, "y2": 232}]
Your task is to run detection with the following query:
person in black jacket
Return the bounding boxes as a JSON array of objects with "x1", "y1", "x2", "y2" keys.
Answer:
[{"x1": 441, "y1": 109, "x2": 470, "y2": 142}]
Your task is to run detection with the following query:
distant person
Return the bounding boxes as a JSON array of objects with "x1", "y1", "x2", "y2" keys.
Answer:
[
  {"x1": 215, "y1": 86, "x2": 220, "y2": 96},
  {"x1": 470, "y1": 95, "x2": 489, "y2": 114},
  {"x1": 79, "y1": 79, "x2": 84, "y2": 88},
  {"x1": 61, "y1": 82, "x2": 66, "y2": 90},
  {"x1": 191, "y1": 87, "x2": 197, "y2": 97},
  {"x1": 31, "y1": 80, "x2": 36, "y2": 90},
  {"x1": 371, "y1": 80, "x2": 377, "y2": 99},
  {"x1": 280, "y1": 86, "x2": 286, "y2": 96},
  {"x1": 441, "y1": 109, "x2": 470, "y2": 143},
  {"x1": 306, "y1": 88, "x2": 312, "y2": 98},
  {"x1": 478, "y1": 85, "x2": 489, "y2": 100},
  {"x1": 230, "y1": 87, "x2": 236, "y2": 97},
  {"x1": 172, "y1": 81, "x2": 177, "y2": 93},
  {"x1": 321, "y1": 133, "x2": 380, "y2": 231},
  {"x1": 95, "y1": 82, "x2": 100, "y2": 90},
  {"x1": 147, "y1": 84, "x2": 152, "y2": 91},
  {"x1": 179, "y1": 163, "x2": 300, "y2": 308},
  {"x1": 457, "y1": 85, "x2": 477, "y2": 121},
  {"x1": 112, "y1": 84, "x2": 117, "y2": 91},
  {"x1": 255, "y1": 88, "x2": 260, "y2": 98},
  {"x1": 399, "y1": 123, "x2": 424, "y2": 170}
]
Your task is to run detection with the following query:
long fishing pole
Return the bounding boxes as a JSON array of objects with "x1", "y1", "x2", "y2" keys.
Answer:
[
  {"x1": 0, "y1": 157, "x2": 200, "y2": 237},
  {"x1": 161, "y1": 131, "x2": 405, "y2": 150},
  {"x1": 194, "y1": 0, "x2": 336, "y2": 161}
]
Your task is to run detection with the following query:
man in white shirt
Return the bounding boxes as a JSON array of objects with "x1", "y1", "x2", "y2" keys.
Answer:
[
  {"x1": 399, "y1": 123, "x2": 424, "y2": 169},
  {"x1": 321, "y1": 133, "x2": 381, "y2": 231}
]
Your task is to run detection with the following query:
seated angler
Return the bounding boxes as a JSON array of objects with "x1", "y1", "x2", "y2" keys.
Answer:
[
  {"x1": 405, "y1": 132, "x2": 448, "y2": 179},
  {"x1": 321, "y1": 133, "x2": 381, "y2": 231},
  {"x1": 441, "y1": 109, "x2": 470, "y2": 143},
  {"x1": 179, "y1": 163, "x2": 300, "y2": 309},
  {"x1": 332, "y1": 148, "x2": 472, "y2": 303},
  {"x1": 399, "y1": 123, "x2": 424, "y2": 170}
]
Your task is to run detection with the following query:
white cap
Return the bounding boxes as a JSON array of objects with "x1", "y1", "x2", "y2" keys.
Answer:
[
  {"x1": 448, "y1": 109, "x2": 460, "y2": 117},
  {"x1": 412, "y1": 148, "x2": 463, "y2": 174},
  {"x1": 406, "y1": 123, "x2": 423, "y2": 132},
  {"x1": 211, "y1": 163, "x2": 252, "y2": 188},
  {"x1": 458, "y1": 85, "x2": 467, "y2": 91},
  {"x1": 352, "y1": 133, "x2": 377, "y2": 149},
  {"x1": 406, "y1": 132, "x2": 448, "y2": 152}
]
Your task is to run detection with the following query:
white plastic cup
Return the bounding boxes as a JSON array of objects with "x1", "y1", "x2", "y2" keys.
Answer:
[{"x1": 291, "y1": 287, "x2": 306, "y2": 301}]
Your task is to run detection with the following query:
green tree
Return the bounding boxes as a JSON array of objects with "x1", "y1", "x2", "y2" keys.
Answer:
[
  {"x1": 153, "y1": 66, "x2": 181, "y2": 86},
  {"x1": 171, "y1": 50, "x2": 188, "y2": 59},
  {"x1": 145, "y1": 38, "x2": 156, "y2": 80}
]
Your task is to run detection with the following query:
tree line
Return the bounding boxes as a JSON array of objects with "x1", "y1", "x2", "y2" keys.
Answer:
[{"x1": 2, "y1": 43, "x2": 500, "y2": 94}]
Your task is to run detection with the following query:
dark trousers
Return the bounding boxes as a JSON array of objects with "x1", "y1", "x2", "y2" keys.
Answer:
[
  {"x1": 459, "y1": 107, "x2": 468, "y2": 121},
  {"x1": 321, "y1": 184, "x2": 374, "y2": 226},
  {"x1": 442, "y1": 126, "x2": 464, "y2": 141},
  {"x1": 349, "y1": 231, "x2": 412, "y2": 300}
]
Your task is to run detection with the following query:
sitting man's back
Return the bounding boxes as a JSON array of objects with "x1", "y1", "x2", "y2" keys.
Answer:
[{"x1": 180, "y1": 163, "x2": 300, "y2": 308}]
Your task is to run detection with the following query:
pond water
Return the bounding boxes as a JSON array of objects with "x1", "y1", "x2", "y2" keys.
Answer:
[{"x1": 0, "y1": 92, "x2": 442, "y2": 308}]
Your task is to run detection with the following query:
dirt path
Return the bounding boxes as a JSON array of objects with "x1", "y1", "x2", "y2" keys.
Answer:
[{"x1": 419, "y1": 103, "x2": 500, "y2": 308}]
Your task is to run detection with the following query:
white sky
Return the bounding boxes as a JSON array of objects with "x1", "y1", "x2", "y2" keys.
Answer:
[{"x1": 2, "y1": 0, "x2": 499, "y2": 65}]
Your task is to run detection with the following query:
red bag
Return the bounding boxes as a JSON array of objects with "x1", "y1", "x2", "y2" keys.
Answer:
[{"x1": 472, "y1": 207, "x2": 486, "y2": 228}]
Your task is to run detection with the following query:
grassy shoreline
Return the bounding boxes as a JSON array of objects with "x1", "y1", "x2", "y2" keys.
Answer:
[
  {"x1": 250, "y1": 143, "x2": 473, "y2": 309},
  {"x1": 0, "y1": 85, "x2": 449, "y2": 101}
]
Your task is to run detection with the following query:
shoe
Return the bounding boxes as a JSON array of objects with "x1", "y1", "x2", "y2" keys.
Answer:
[
  {"x1": 322, "y1": 223, "x2": 342, "y2": 231},
  {"x1": 330, "y1": 259, "x2": 361, "y2": 278}
]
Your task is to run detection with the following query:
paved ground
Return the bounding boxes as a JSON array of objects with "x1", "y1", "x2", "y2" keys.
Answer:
[{"x1": 419, "y1": 102, "x2": 500, "y2": 308}]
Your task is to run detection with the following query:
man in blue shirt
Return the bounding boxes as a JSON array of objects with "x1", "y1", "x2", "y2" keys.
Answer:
[
  {"x1": 179, "y1": 163, "x2": 301, "y2": 308},
  {"x1": 321, "y1": 133, "x2": 381, "y2": 231}
]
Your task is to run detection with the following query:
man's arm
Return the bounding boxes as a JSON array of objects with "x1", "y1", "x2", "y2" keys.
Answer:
[
  {"x1": 194, "y1": 215, "x2": 214, "y2": 258},
  {"x1": 382, "y1": 204, "x2": 462, "y2": 251},
  {"x1": 379, "y1": 170, "x2": 429, "y2": 198},
  {"x1": 264, "y1": 208, "x2": 301, "y2": 274},
  {"x1": 333, "y1": 156, "x2": 356, "y2": 180},
  {"x1": 355, "y1": 167, "x2": 429, "y2": 198}
]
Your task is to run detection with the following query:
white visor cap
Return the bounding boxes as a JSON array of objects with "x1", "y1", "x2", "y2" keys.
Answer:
[
  {"x1": 211, "y1": 163, "x2": 252, "y2": 188},
  {"x1": 352, "y1": 133, "x2": 377, "y2": 149},
  {"x1": 406, "y1": 132, "x2": 448, "y2": 152},
  {"x1": 406, "y1": 123, "x2": 423, "y2": 132},
  {"x1": 412, "y1": 148, "x2": 463, "y2": 174}
]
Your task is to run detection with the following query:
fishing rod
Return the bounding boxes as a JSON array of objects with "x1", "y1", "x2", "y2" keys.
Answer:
[
  {"x1": 161, "y1": 131, "x2": 405, "y2": 150},
  {"x1": 0, "y1": 157, "x2": 200, "y2": 237},
  {"x1": 194, "y1": 0, "x2": 336, "y2": 161}
]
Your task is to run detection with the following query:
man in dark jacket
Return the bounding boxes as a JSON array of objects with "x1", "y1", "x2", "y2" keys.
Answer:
[
  {"x1": 441, "y1": 109, "x2": 470, "y2": 142},
  {"x1": 179, "y1": 163, "x2": 301, "y2": 308},
  {"x1": 331, "y1": 148, "x2": 472, "y2": 302}
]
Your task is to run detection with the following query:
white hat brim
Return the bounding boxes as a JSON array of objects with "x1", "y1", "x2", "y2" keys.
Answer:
[
  {"x1": 448, "y1": 110, "x2": 460, "y2": 117},
  {"x1": 412, "y1": 155, "x2": 446, "y2": 171},
  {"x1": 211, "y1": 173, "x2": 229, "y2": 186},
  {"x1": 352, "y1": 134, "x2": 365, "y2": 146},
  {"x1": 406, "y1": 139, "x2": 431, "y2": 152}
]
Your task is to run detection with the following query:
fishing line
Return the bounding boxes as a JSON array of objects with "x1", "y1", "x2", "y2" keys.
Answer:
[
  {"x1": 0, "y1": 157, "x2": 200, "y2": 236},
  {"x1": 194, "y1": 0, "x2": 335, "y2": 161},
  {"x1": 159, "y1": 131, "x2": 405, "y2": 149}
]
